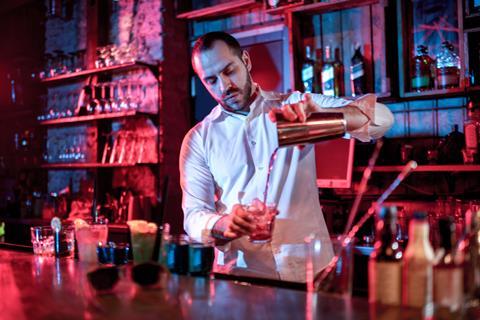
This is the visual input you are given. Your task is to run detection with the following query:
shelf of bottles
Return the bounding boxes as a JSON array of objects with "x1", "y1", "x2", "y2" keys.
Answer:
[
  {"x1": 400, "y1": 0, "x2": 465, "y2": 97},
  {"x1": 295, "y1": 1, "x2": 387, "y2": 98},
  {"x1": 266, "y1": 0, "x2": 378, "y2": 15}
]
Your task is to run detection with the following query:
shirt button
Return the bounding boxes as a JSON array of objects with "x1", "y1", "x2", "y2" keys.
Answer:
[{"x1": 251, "y1": 141, "x2": 256, "y2": 146}]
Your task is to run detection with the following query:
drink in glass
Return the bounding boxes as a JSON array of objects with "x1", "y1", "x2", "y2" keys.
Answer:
[
  {"x1": 246, "y1": 199, "x2": 278, "y2": 244},
  {"x1": 74, "y1": 219, "x2": 108, "y2": 263},
  {"x1": 127, "y1": 220, "x2": 157, "y2": 264},
  {"x1": 31, "y1": 226, "x2": 75, "y2": 257}
]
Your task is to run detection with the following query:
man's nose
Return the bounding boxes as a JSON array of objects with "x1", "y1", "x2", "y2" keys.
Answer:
[{"x1": 219, "y1": 75, "x2": 232, "y2": 94}]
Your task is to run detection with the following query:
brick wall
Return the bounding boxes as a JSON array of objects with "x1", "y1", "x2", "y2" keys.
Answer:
[{"x1": 44, "y1": 0, "x2": 189, "y2": 231}]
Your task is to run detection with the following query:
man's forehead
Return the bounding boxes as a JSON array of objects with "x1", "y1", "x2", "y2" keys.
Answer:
[{"x1": 193, "y1": 41, "x2": 239, "y2": 74}]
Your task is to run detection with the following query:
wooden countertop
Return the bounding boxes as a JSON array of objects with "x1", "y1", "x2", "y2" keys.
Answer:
[{"x1": 0, "y1": 249, "x2": 478, "y2": 320}]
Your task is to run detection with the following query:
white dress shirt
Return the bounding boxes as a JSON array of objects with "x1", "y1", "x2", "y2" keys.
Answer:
[{"x1": 179, "y1": 86, "x2": 394, "y2": 282}]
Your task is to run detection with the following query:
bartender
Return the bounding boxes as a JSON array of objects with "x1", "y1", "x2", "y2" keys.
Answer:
[{"x1": 179, "y1": 31, "x2": 394, "y2": 282}]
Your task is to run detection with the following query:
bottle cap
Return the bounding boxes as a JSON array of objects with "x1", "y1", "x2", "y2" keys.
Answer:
[{"x1": 412, "y1": 211, "x2": 427, "y2": 220}]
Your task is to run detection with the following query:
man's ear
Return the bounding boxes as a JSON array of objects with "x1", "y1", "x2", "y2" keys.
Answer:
[{"x1": 241, "y1": 50, "x2": 252, "y2": 72}]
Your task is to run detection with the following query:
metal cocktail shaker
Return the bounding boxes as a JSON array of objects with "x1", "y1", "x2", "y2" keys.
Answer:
[{"x1": 276, "y1": 112, "x2": 346, "y2": 147}]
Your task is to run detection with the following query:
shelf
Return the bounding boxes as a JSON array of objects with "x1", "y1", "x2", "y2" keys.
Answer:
[
  {"x1": 265, "y1": 2, "x2": 304, "y2": 15},
  {"x1": 288, "y1": 0, "x2": 378, "y2": 15},
  {"x1": 354, "y1": 164, "x2": 480, "y2": 173},
  {"x1": 39, "y1": 110, "x2": 157, "y2": 126},
  {"x1": 176, "y1": 0, "x2": 261, "y2": 19},
  {"x1": 41, "y1": 162, "x2": 157, "y2": 169},
  {"x1": 402, "y1": 87, "x2": 465, "y2": 99},
  {"x1": 40, "y1": 61, "x2": 158, "y2": 84}
]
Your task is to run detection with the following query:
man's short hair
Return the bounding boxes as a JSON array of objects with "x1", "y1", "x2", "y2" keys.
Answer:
[{"x1": 191, "y1": 32, "x2": 242, "y2": 69}]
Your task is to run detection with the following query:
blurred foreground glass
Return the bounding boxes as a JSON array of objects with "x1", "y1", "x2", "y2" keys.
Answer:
[
  {"x1": 75, "y1": 220, "x2": 108, "y2": 263},
  {"x1": 305, "y1": 236, "x2": 354, "y2": 297},
  {"x1": 127, "y1": 220, "x2": 157, "y2": 264},
  {"x1": 31, "y1": 226, "x2": 75, "y2": 258}
]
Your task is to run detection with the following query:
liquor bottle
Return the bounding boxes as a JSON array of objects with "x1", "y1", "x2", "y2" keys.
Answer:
[
  {"x1": 411, "y1": 45, "x2": 434, "y2": 92},
  {"x1": 463, "y1": 99, "x2": 480, "y2": 164},
  {"x1": 321, "y1": 46, "x2": 335, "y2": 96},
  {"x1": 333, "y1": 48, "x2": 345, "y2": 97},
  {"x1": 462, "y1": 205, "x2": 480, "y2": 304},
  {"x1": 433, "y1": 216, "x2": 463, "y2": 312},
  {"x1": 350, "y1": 44, "x2": 366, "y2": 97},
  {"x1": 402, "y1": 212, "x2": 434, "y2": 308},
  {"x1": 314, "y1": 48, "x2": 323, "y2": 93},
  {"x1": 436, "y1": 41, "x2": 460, "y2": 89},
  {"x1": 368, "y1": 206, "x2": 403, "y2": 305},
  {"x1": 301, "y1": 46, "x2": 315, "y2": 93}
]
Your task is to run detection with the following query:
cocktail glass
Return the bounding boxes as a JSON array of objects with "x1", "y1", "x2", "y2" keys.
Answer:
[
  {"x1": 74, "y1": 219, "x2": 108, "y2": 263},
  {"x1": 127, "y1": 220, "x2": 157, "y2": 264}
]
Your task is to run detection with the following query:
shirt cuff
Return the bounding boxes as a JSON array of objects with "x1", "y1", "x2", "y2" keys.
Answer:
[{"x1": 347, "y1": 94, "x2": 376, "y2": 142}]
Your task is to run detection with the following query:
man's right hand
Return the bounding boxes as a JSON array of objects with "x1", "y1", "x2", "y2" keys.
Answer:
[{"x1": 212, "y1": 204, "x2": 256, "y2": 240}]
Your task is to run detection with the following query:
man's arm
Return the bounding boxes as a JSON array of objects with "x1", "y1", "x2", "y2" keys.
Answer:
[
  {"x1": 268, "y1": 93, "x2": 394, "y2": 142},
  {"x1": 180, "y1": 128, "x2": 255, "y2": 244}
]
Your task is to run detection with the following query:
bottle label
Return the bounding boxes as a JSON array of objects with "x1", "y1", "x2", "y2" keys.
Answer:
[
  {"x1": 369, "y1": 260, "x2": 402, "y2": 305},
  {"x1": 465, "y1": 123, "x2": 479, "y2": 150},
  {"x1": 350, "y1": 62, "x2": 364, "y2": 80},
  {"x1": 403, "y1": 260, "x2": 433, "y2": 307},
  {"x1": 302, "y1": 65, "x2": 314, "y2": 92},
  {"x1": 322, "y1": 67, "x2": 334, "y2": 96},
  {"x1": 433, "y1": 267, "x2": 463, "y2": 311},
  {"x1": 411, "y1": 76, "x2": 430, "y2": 89}
]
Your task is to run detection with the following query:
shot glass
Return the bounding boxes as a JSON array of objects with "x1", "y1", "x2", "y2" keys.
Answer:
[
  {"x1": 245, "y1": 200, "x2": 278, "y2": 244},
  {"x1": 127, "y1": 220, "x2": 157, "y2": 264},
  {"x1": 74, "y1": 219, "x2": 108, "y2": 263}
]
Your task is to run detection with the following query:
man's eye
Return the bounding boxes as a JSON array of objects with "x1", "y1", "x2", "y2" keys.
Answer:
[{"x1": 207, "y1": 78, "x2": 217, "y2": 85}]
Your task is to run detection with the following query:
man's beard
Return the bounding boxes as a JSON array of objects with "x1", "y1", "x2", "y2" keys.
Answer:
[{"x1": 220, "y1": 74, "x2": 253, "y2": 113}]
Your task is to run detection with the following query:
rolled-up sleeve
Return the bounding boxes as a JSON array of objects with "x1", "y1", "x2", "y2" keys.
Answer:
[
  {"x1": 179, "y1": 127, "x2": 222, "y2": 242},
  {"x1": 285, "y1": 92, "x2": 394, "y2": 142}
]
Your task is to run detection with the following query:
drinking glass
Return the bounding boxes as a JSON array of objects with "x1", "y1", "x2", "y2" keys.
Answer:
[
  {"x1": 127, "y1": 220, "x2": 158, "y2": 264},
  {"x1": 305, "y1": 236, "x2": 354, "y2": 297},
  {"x1": 74, "y1": 219, "x2": 108, "y2": 263},
  {"x1": 31, "y1": 226, "x2": 75, "y2": 258},
  {"x1": 244, "y1": 199, "x2": 278, "y2": 244}
]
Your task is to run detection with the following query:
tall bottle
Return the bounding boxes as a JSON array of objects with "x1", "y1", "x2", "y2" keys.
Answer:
[
  {"x1": 462, "y1": 205, "x2": 480, "y2": 304},
  {"x1": 314, "y1": 48, "x2": 323, "y2": 93},
  {"x1": 368, "y1": 206, "x2": 403, "y2": 305},
  {"x1": 463, "y1": 99, "x2": 480, "y2": 164},
  {"x1": 301, "y1": 46, "x2": 315, "y2": 93},
  {"x1": 402, "y1": 212, "x2": 434, "y2": 308},
  {"x1": 333, "y1": 48, "x2": 345, "y2": 97},
  {"x1": 350, "y1": 44, "x2": 366, "y2": 97},
  {"x1": 321, "y1": 46, "x2": 335, "y2": 97},
  {"x1": 433, "y1": 216, "x2": 463, "y2": 312},
  {"x1": 411, "y1": 45, "x2": 434, "y2": 92},
  {"x1": 436, "y1": 41, "x2": 460, "y2": 89}
]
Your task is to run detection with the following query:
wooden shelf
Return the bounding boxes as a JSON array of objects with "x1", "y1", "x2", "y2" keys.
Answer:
[
  {"x1": 176, "y1": 0, "x2": 261, "y2": 19},
  {"x1": 354, "y1": 164, "x2": 480, "y2": 173},
  {"x1": 40, "y1": 61, "x2": 158, "y2": 84},
  {"x1": 288, "y1": 0, "x2": 378, "y2": 15},
  {"x1": 39, "y1": 110, "x2": 156, "y2": 126},
  {"x1": 265, "y1": 2, "x2": 303, "y2": 15},
  {"x1": 41, "y1": 162, "x2": 157, "y2": 169}
]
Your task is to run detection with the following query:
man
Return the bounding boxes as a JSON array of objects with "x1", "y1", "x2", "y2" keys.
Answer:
[{"x1": 180, "y1": 32, "x2": 394, "y2": 282}]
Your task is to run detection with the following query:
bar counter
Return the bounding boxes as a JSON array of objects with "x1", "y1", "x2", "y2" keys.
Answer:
[{"x1": 1, "y1": 248, "x2": 479, "y2": 320}]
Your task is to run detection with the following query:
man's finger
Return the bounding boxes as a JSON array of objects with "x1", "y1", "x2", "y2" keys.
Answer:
[
  {"x1": 303, "y1": 93, "x2": 316, "y2": 114},
  {"x1": 268, "y1": 109, "x2": 283, "y2": 123},
  {"x1": 232, "y1": 214, "x2": 255, "y2": 231},
  {"x1": 281, "y1": 104, "x2": 298, "y2": 122},
  {"x1": 292, "y1": 101, "x2": 307, "y2": 122}
]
